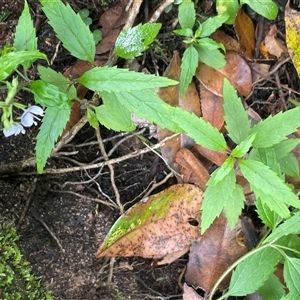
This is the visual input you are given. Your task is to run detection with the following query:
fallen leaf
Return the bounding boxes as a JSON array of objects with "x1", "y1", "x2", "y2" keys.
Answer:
[
  {"x1": 157, "y1": 51, "x2": 201, "y2": 172},
  {"x1": 196, "y1": 51, "x2": 252, "y2": 97},
  {"x1": 183, "y1": 283, "x2": 203, "y2": 300},
  {"x1": 193, "y1": 144, "x2": 228, "y2": 167},
  {"x1": 97, "y1": 184, "x2": 203, "y2": 258},
  {"x1": 285, "y1": 1, "x2": 300, "y2": 77},
  {"x1": 175, "y1": 148, "x2": 210, "y2": 190},
  {"x1": 211, "y1": 29, "x2": 240, "y2": 52},
  {"x1": 264, "y1": 25, "x2": 288, "y2": 58},
  {"x1": 234, "y1": 8, "x2": 255, "y2": 59},
  {"x1": 185, "y1": 214, "x2": 248, "y2": 292}
]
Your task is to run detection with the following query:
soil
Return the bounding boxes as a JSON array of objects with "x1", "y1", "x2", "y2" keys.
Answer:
[{"x1": 0, "y1": 0, "x2": 298, "y2": 300}]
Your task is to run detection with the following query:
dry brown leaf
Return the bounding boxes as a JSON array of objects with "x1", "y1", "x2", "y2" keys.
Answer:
[
  {"x1": 185, "y1": 214, "x2": 248, "y2": 292},
  {"x1": 264, "y1": 25, "x2": 288, "y2": 58},
  {"x1": 248, "y1": 62, "x2": 270, "y2": 83},
  {"x1": 175, "y1": 148, "x2": 210, "y2": 190},
  {"x1": 198, "y1": 82, "x2": 224, "y2": 129},
  {"x1": 196, "y1": 51, "x2": 252, "y2": 97},
  {"x1": 97, "y1": 184, "x2": 203, "y2": 258},
  {"x1": 211, "y1": 30, "x2": 240, "y2": 52},
  {"x1": 182, "y1": 283, "x2": 203, "y2": 300},
  {"x1": 157, "y1": 51, "x2": 201, "y2": 172},
  {"x1": 234, "y1": 8, "x2": 255, "y2": 59},
  {"x1": 193, "y1": 144, "x2": 227, "y2": 167}
]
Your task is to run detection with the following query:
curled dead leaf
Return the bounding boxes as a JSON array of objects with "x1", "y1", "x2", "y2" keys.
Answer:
[{"x1": 264, "y1": 25, "x2": 288, "y2": 59}]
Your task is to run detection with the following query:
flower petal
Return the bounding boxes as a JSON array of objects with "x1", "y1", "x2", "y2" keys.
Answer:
[
  {"x1": 27, "y1": 105, "x2": 44, "y2": 116},
  {"x1": 3, "y1": 124, "x2": 25, "y2": 137},
  {"x1": 21, "y1": 112, "x2": 35, "y2": 127}
]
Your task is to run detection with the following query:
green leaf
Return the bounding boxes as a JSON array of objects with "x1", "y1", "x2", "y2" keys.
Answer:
[
  {"x1": 250, "y1": 108, "x2": 300, "y2": 148},
  {"x1": 223, "y1": 78, "x2": 251, "y2": 144},
  {"x1": 256, "y1": 197, "x2": 282, "y2": 229},
  {"x1": 274, "y1": 139, "x2": 300, "y2": 160},
  {"x1": 232, "y1": 133, "x2": 256, "y2": 158},
  {"x1": 258, "y1": 274, "x2": 286, "y2": 300},
  {"x1": 0, "y1": 51, "x2": 47, "y2": 81},
  {"x1": 13, "y1": 0, "x2": 37, "y2": 69},
  {"x1": 241, "y1": 0, "x2": 278, "y2": 20},
  {"x1": 179, "y1": 45, "x2": 198, "y2": 96},
  {"x1": 101, "y1": 89, "x2": 182, "y2": 133},
  {"x1": 249, "y1": 147, "x2": 281, "y2": 175},
  {"x1": 115, "y1": 23, "x2": 161, "y2": 59},
  {"x1": 197, "y1": 37, "x2": 225, "y2": 52},
  {"x1": 279, "y1": 153, "x2": 300, "y2": 178},
  {"x1": 211, "y1": 156, "x2": 234, "y2": 185},
  {"x1": 200, "y1": 14, "x2": 229, "y2": 37},
  {"x1": 200, "y1": 165, "x2": 236, "y2": 233},
  {"x1": 78, "y1": 66, "x2": 178, "y2": 92},
  {"x1": 239, "y1": 159, "x2": 300, "y2": 218},
  {"x1": 37, "y1": 66, "x2": 77, "y2": 100},
  {"x1": 173, "y1": 28, "x2": 194, "y2": 37},
  {"x1": 226, "y1": 247, "x2": 282, "y2": 296},
  {"x1": 173, "y1": 107, "x2": 227, "y2": 151},
  {"x1": 216, "y1": 0, "x2": 239, "y2": 25},
  {"x1": 31, "y1": 80, "x2": 73, "y2": 109},
  {"x1": 194, "y1": 44, "x2": 226, "y2": 70},
  {"x1": 284, "y1": 256, "x2": 300, "y2": 294},
  {"x1": 40, "y1": 0, "x2": 95, "y2": 62},
  {"x1": 86, "y1": 109, "x2": 98, "y2": 129},
  {"x1": 264, "y1": 211, "x2": 300, "y2": 243},
  {"x1": 280, "y1": 293, "x2": 300, "y2": 300},
  {"x1": 96, "y1": 92, "x2": 135, "y2": 131},
  {"x1": 224, "y1": 184, "x2": 245, "y2": 229},
  {"x1": 178, "y1": 0, "x2": 195, "y2": 29},
  {"x1": 36, "y1": 106, "x2": 71, "y2": 173}
]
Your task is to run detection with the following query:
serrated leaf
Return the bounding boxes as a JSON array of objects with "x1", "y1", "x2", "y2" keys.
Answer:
[
  {"x1": 198, "y1": 37, "x2": 225, "y2": 52},
  {"x1": 226, "y1": 247, "x2": 282, "y2": 296},
  {"x1": 40, "y1": 0, "x2": 95, "y2": 62},
  {"x1": 223, "y1": 78, "x2": 251, "y2": 144},
  {"x1": 279, "y1": 153, "x2": 300, "y2": 178},
  {"x1": 200, "y1": 14, "x2": 229, "y2": 37},
  {"x1": 173, "y1": 107, "x2": 227, "y2": 151},
  {"x1": 194, "y1": 44, "x2": 226, "y2": 70},
  {"x1": 36, "y1": 106, "x2": 71, "y2": 173},
  {"x1": 13, "y1": 0, "x2": 37, "y2": 69},
  {"x1": 101, "y1": 89, "x2": 182, "y2": 133},
  {"x1": 78, "y1": 67, "x2": 178, "y2": 92},
  {"x1": 173, "y1": 28, "x2": 193, "y2": 37},
  {"x1": 96, "y1": 92, "x2": 135, "y2": 131},
  {"x1": 224, "y1": 184, "x2": 245, "y2": 229},
  {"x1": 115, "y1": 23, "x2": 161, "y2": 59},
  {"x1": 200, "y1": 166, "x2": 236, "y2": 233},
  {"x1": 211, "y1": 156, "x2": 234, "y2": 185},
  {"x1": 250, "y1": 108, "x2": 300, "y2": 148},
  {"x1": 37, "y1": 66, "x2": 77, "y2": 100},
  {"x1": 284, "y1": 256, "x2": 300, "y2": 295},
  {"x1": 0, "y1": 51, "x2": 47, "y2": 81},
  {"x1": 249, "y1": 147, "x2": 281, "y2": 175},
  {"x1": 178, "y1": 0, "x2": 195, "y2": 29},
  {"x1": 179, "y1": 45, "x2": 198, "y2": 96},
  {"x1": 258, "y1": 274, "x2": 286, "y2": 300},
  {"x1": 31, "y1": 80, "x2": 73, "y2": 109},
  {"x1": 264, "y1": 211, "x2": 300, "y2": 243},
  {"x1": 239, "y1": 159, "x2": 300, "y2": 218},
  {"x1": 241, "y1": 0, "x2": 278, "y2": 20},
  {"x1": 232, "y1": 133, "x2": 256, "y2": 158},
  {"x1": 280, "y1": 292, "x2": 299, "y2": 300},
  {"x1": 256, "y1": 197, "x2": 282, "y2": 229},
  {"x1": 274, "y1": 139, "x2": 300, "y2": 160},
  {"x1": 216, "y1": 0, "x2": 239, "y2": 25}
]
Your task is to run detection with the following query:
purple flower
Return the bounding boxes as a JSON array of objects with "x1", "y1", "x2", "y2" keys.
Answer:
[
  {"x1": 21, "y1": 105, "x2": 44, "y2": 127},
  {"x1": 3, "y1": 123, "x2": 25, "y2": 137}
]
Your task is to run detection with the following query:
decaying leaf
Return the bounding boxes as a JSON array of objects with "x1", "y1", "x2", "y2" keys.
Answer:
[
  {"x1": 97, "y1": 184, "x2": 203, "y2": 258},
  {"x1": 234, "y1": 8, "x2": 255, "y2": 59},
  {"x1": 211, "y1": 29, "x2": 240, "y2": 53},
  {"x1": 175, "y1": 148, "x2": 210, "y2": 190},
  {"x1": 285, "y1": 1, "x2": 300, "y2": 77},
  {"x1": 196, "y1": 51, "x2": 252, "y2": 97},
  {"x1": 183, "y1": 283, "x2": 203, "y2": 300},
  {"x1": 264, "y1": 25, "x2": 288, "y2": 59},
  {"x1": 157, "y1": 51, "x2": 201, "y2": 172},
  {"x1": 193, "y1": 144, "x2": 228, "y2": 167},
  {"x1": 185, "y1": 214, "x2": 248, "y2": 292}
]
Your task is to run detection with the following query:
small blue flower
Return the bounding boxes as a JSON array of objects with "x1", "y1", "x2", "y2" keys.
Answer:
[
  {"x1": 21, "y1": 105, "x2": 44, "y2": 127},
  {"x1": 3, "y1": 123, "x2": 25, "y2": 137}
]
